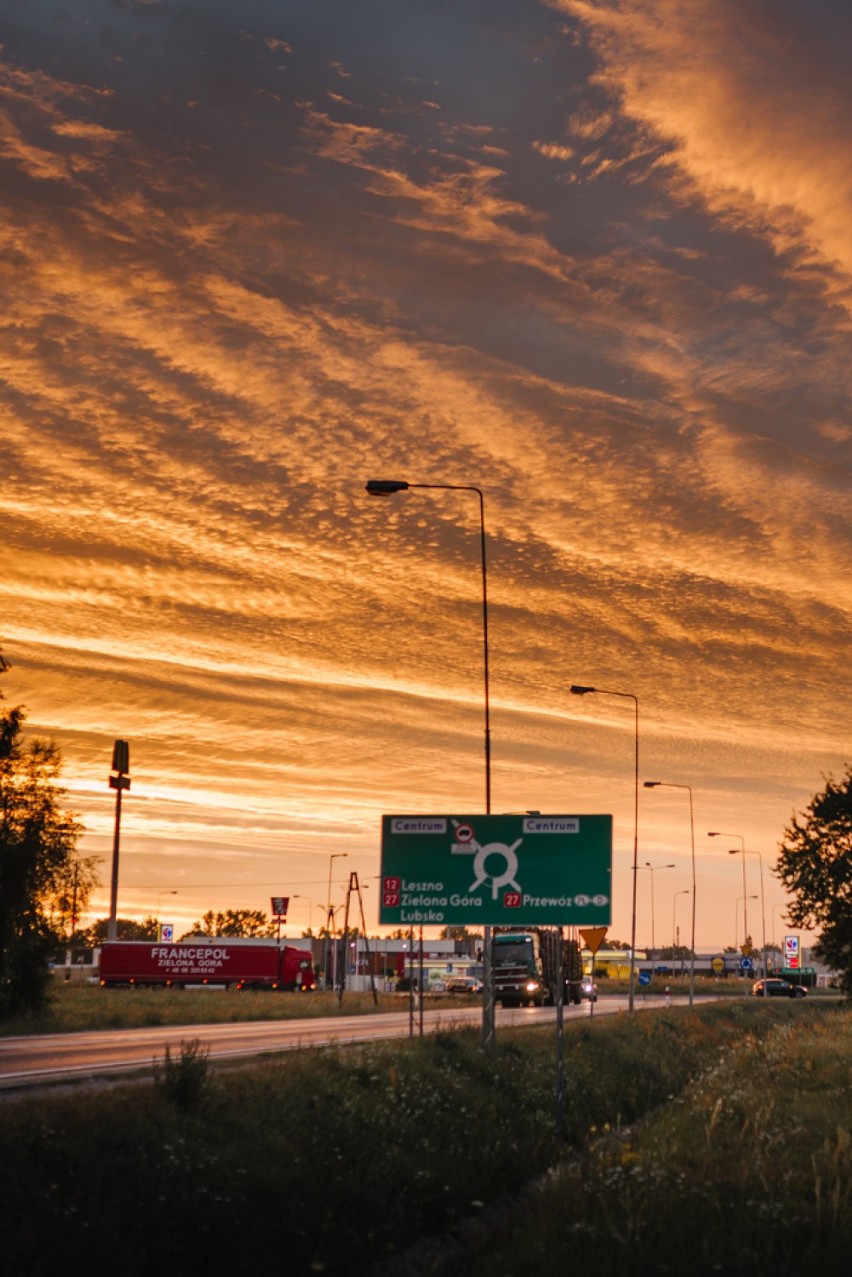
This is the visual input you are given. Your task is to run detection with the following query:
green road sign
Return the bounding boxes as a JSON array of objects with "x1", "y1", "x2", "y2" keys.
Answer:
[{"x1": 379, "y1": 814, "x2": 612, "y2": 926}]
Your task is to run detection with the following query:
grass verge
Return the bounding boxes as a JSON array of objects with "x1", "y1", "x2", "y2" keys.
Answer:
[
  {"x1": 0, "y1": 983, "x2": 421, "y2": 1035},
  {"x1": 0, "y1": 1001, "x2": 846, "y2": 1275},
  {"x1": 2, "y1": 975, "x2": 804, "y2": 1036}
]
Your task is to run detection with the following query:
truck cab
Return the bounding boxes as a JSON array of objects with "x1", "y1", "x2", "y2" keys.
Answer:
[{"x1": 493, "y1": 931, "x2": 546, "y2": 1006}]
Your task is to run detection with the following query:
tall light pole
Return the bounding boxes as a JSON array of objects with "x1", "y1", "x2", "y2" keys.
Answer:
[
  {"x1": 729, "y1": 847, "x2": 767, "y2": 991},
  {"x1": 325, "y1": 854, "x2": 348, "y2": 990},
  {"x1": 570, "y1": 684, "x2": 639, "y2": 1012},
  {"x1": 709, "y1": 831, "x2": 748, "y2": 943},
  {"x1": 673, "y1": 889, "x2": 689, "y2": 970},
  {"x1": 366, "y1": 477, "x2": 495, "y2": 1047},
  {"x1": 156, "y1": 890, "x2": 178, "y2": 928},
  {"x1": 293, "y1": 895, "x2": 313, "y2": 934},
  {"x1": 644, "y1": 780, "x2": 697, "y2": 1005},
  {"x1": 736, "y1": 894, "x2": 758, "y2": 951},
  {"x1": 642, "y1": 861, "x2": 675, "y2": 952}
]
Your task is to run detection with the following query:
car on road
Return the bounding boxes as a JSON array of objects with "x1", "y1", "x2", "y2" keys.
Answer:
[
  {"x1": 751, "y1": 978, "x2": 807, "y2": 998},
  {"x1": 445, "y1": 975, "x2": 483, "y2": 994},
  {"x1": 580, "y1": 978, "x2": 598, "y2": 1002}
]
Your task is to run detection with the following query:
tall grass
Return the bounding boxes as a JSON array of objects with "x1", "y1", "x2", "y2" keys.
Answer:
[
  {"x1": 0, "y1": 983, "x2": 413, "y2": 1036},
  {"x1": 1, "y1": 974, "x2": 791, "y2": 1037},
  {"x1": 0, "y1": 1002, "x2": 846, "y2": 1275},
  {"x1": 421, "y1": 1007, "x2": 852, "y2": 1276}
]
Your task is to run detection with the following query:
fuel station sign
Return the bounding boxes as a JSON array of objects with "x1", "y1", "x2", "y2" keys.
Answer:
[{"x1": 379, "y1": 814, "x2": 612, "y2": 927}]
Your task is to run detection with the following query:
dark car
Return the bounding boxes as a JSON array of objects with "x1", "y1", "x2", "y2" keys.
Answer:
[{"x1": 752, "y1": 978, "x2": 807, "y2": 998}]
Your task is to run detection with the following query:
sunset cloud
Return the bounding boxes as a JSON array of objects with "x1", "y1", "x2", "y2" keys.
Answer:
[{"x1": 0, "y1": 1, "x2": 848, "y2": 945}]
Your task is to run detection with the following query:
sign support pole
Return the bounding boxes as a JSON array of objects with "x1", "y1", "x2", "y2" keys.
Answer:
[{"x1": 555, "y1": 927, "x2": 565, "y2": 1139}]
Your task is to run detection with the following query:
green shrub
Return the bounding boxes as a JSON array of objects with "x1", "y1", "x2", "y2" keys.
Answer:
[{"x1": 153, "y1": 1038, "x2": 211, "y2": 1111}]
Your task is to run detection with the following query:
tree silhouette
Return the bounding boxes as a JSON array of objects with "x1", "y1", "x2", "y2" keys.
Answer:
[
  {"x1": 1, "y1": 655, "x2": 87, "y2": 1016},
  {"x1": 776, "y1": 765, "x2": 852, "y2": 995}
]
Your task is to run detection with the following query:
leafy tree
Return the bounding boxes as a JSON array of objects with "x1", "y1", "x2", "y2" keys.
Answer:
[
  {"x1": 182, "y1": 909, "x2": 276, "y2": 939},
  {"x1": 48, "y1": 854, "x2": 101, "y2": 938},
  {"x1": 81, "y1": 916, "x2": 158, "y2": 945},
  {"x1": 439, "y1": 925, "x2": 481, "y2": 942},
  {"x1": 0, "y1": 658, "x2": 85, "y2": 1017},
  {"x1": 776, "y1": 765, "x2": 852, "y2": 996}
]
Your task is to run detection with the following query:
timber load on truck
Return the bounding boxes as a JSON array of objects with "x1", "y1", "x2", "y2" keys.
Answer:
[
  {"x1": 492, "y1": 929, "x2": 583, "y2": 1007},
  {"x1": 99, "y1": 941, "x2": 316, "y2": 991}
]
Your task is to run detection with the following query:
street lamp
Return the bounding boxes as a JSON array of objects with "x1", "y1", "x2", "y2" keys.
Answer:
[
  {"x1": 673, "y1": 890, "x2": 689, "y2": 971},
  {"x1": 570, "y1": 684, "x2": 639, "y2": 1012},
  {"x1": 728, "y1": 848, "x2": 767, "y2": 985},
  {"x1": 709, "y1": 831, "x2": 749, "y2": 942},
  {"x1": 644, "y1": 780, "x2": 697, "y2": 1006},
  {"x1": 365, "y1": 479, "x2": 491, "y2": 812},
  {"x1": 156, "y1": 890, "x2": 178, "y2": 920},
  {"x1": 293, "y1": 895, "x2": 313, "y2": 934},
  {"x1": 735, "y1": 894, "x2": 758, "y2": 952},
  {"x1": 366, "y1": 476, "x2": 495, "y2": 1049},
  {"x1": 325, "y1": 855, "x2": 348, "y2": 990},
  {"x1": 642, "y1": 862, "x2": 675, "y2": 951}
]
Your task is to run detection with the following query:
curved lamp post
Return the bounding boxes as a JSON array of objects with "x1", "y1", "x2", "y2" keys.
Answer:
[
  {"x1": 293, "y1": 894, "x2": 313, "y2": 934},
  {"x1": 735, "y1": 893, "x2": 758, "y2": 949},
  {"x1": 325, "y1": 854, "x2": 348, "y2": 989},
  {"x1": 673, "y1": 889, "x2": 690, "y2": 971},
  {"x1": 642, "y1": 861, "x2": 675, "y2": 952},
  {"x1": 366, "y1": 479, "x2": 491, "y2": 811},
  {"x1": 155, "y1": 890, "x2": 178, "y2": 925},
  {"x1": 366, "y1": 477, "x2": 494, "y2": 1048},
  {"x1": 729, "y1": 847, "x2": 767, "y2": 991},
  {"x1": 570, "y1": 684, "x2": 639, "y2": 1012},
  {"x1": 645, "y1": 780, "x2": 697, "y2": 1006},
  {"x1": 709, "y1": 831, "x2": 748, "y2": 939}
]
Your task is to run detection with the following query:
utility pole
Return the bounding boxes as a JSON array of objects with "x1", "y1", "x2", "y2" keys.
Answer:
[{"x1": 337, "y1": 872, "x2": 378, "y2": 1006}]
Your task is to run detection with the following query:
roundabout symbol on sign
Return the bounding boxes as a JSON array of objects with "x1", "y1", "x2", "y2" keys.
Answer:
[{"x1": 451, "y1": 819, "x2": 522, "y2": 900}]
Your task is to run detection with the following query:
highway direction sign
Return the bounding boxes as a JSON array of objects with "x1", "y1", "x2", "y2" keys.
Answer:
[{"x1": 379, "y1": 813, "x2": 612, "y2": 927}]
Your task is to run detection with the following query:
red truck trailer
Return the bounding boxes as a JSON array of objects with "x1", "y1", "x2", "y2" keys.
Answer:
[{"x1": 99, "y1": 941, "x2": 316, "y2": 991}]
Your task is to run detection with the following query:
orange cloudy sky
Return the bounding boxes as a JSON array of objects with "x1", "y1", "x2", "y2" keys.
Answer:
[{"x1": 1, "y1": 0, "x2": 849, "y2": 951}]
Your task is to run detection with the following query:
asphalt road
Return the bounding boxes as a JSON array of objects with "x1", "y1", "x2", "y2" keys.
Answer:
[{"x1": 0, "y1": 995, "x2": 641, "y2": 1091}]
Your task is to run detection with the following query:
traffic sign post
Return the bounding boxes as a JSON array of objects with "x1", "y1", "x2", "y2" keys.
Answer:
[
  {"x1": 379, "y1": 814, "x2": 612, "y2": 928},
  {"x1": 784, "y1": 934, "x2": 800, "y2": 969},
  {"x1": 271, "y1": 896, "x2": 289, "y2": 942}
]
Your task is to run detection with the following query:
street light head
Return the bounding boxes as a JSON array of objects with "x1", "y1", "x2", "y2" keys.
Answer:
[
  {"x1": 728, "y1": 848, "x2": 740, "y2": 856},
  {"x1": 570, "y1": 684, "x2": 596, "y2": 696},
  {"x1": 708, "y1": 831, "x2": 721, "y2": 837},
  {"x1": 365, "y1": 479, "x2": 410, "y2": 496},
  {"x1": 644, "y1": 781, "x2": 661, "y2": 788}
]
